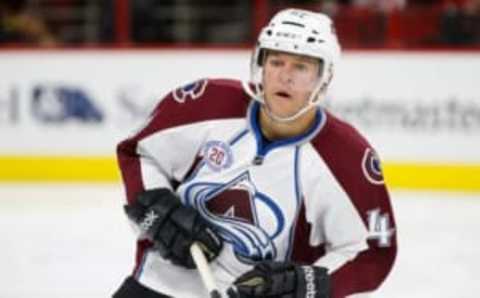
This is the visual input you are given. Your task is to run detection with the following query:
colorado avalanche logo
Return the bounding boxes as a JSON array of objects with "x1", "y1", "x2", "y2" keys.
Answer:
[
  {"x1": 172, "y1": 79, "x2": 208, "y2": 103},
  {"x1": 202, "y1": 140, "x2": 233, "y2": 172},
  {"x1": 183, "y1": 172, "x2": 285, "y2": 264},
  {"x1": 362, "y1": 148, "x2": 384, "y2": 185}
]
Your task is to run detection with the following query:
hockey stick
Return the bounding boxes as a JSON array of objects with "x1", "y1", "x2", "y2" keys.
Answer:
[{"x1": 190, "y1": 243, "x2": 222, "y2": 298}]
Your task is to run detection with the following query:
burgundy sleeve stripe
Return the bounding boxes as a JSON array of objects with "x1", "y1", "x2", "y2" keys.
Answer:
[{"x1": 117, "y1": 139, "x2": 144, "y2": 204}]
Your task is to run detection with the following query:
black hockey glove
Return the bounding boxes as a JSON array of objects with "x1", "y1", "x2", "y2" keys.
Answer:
[
  {"x1": 124, "y1": 188, "x2": 223, "y2": 269},
  {"x1": 227, "y1": 261, "x2": 329, "y2": 298}
]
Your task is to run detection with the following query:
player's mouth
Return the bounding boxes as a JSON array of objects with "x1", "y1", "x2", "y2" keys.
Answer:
[{"x1": 275, "y1": 91, "x2": 291, "y2": 99}]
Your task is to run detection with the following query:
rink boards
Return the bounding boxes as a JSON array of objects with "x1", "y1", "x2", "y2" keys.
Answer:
[{"x1": 0, "y1": 50, "x2": 479, "y2": 191}]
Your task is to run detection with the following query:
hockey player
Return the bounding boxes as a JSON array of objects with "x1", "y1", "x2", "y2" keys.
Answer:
[{"x1": 113, "y1": 8, "x2": 397, "y2": 298}]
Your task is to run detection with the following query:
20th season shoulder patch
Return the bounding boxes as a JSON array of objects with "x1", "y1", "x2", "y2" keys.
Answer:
[
  {"x1": 172, "y1": 79, "x2": 208, "y2": 103},
  {"x1": 362, "y1": 148, "x2": 384, "y2": 185},
  {"x1": 202, "y1": 140, "x2": 233, "y2": 172}
]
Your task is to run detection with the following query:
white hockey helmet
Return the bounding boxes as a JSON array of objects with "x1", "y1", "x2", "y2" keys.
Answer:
[{"x1": 244, "y1": 9, "x2": 341, "y2": 122}]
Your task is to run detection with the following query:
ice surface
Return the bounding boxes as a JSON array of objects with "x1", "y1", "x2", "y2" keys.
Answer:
[{"x1": 1, "y1": 184, "x2": 479, "y2": 298}]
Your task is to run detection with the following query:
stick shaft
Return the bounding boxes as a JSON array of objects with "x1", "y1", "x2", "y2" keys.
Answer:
[{"x1": 190, "y1": 243, "x2": 221, "y2": 298}]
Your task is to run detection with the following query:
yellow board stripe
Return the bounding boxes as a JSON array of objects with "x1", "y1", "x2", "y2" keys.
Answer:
[
  {"x1": 0, "y1": 156, "x2": 121, "y2": 182},
  {"x1": 383, "y1": 162, "x2": 480, "y2": 192},
  {"x1": 1, "y1": 156, "x2": 479, "y2": 192}
]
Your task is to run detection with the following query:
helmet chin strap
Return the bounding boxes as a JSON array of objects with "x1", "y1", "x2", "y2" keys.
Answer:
[
  {"x1": 242, "y1": 80, "x2": 325, "y2": 124},
  {"x1": 263, "y1": 100, "x2": 314, "y2": 123}
]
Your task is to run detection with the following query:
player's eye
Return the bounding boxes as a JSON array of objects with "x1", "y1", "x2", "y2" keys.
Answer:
[
  {"x1": 268, "y1": 58, "x2": 283, "y2": 67},
  {"x1": 294, "y1": 63, "x2": 309, "y2": 72}
]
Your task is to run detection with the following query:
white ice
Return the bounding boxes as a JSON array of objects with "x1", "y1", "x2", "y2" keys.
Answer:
[{"x1": 1, "y1": 184, "x2": 479, "y2": 298}]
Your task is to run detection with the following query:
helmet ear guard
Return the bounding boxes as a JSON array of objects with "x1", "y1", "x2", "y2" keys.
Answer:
[
  {"x1": 257, "y1": 48, "x2": 267, "y2": 67},
  {"x1": 244, "y1": 9, "x2": 341, "y2": 122}
]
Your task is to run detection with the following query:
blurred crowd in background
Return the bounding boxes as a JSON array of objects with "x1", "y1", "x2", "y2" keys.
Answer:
[{"x1": 1, "y1": 0, "x2": 479, "y2": 48}]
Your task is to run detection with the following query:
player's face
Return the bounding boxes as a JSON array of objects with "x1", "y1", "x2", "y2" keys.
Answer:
[{"x1": 262, "y1": 51, "x2": 320, "y2": 120}]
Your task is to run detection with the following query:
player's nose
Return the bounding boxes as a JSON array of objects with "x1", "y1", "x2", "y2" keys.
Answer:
[{"x1": 278, "y1": 66, "x2": 294, "y2": 85}]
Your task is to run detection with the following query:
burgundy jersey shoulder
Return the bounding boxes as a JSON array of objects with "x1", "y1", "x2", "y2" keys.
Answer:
[
  {"x1": 311, "y1": 109, "x2": 387, "y2": 198},
  {"x1": 171, "y1": 78, "x2": 249, "y2": 106},
  {"x1": 315, "y1": 110, "x2": 371, "y2": 155},
  {"x1": 134, "y1": 78, "x2": 251, "y2": 141}
]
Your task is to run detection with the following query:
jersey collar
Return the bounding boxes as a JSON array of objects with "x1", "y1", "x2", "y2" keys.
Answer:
[{"x1": 246, "y1": 101, "x2": 327, "y2": 157}]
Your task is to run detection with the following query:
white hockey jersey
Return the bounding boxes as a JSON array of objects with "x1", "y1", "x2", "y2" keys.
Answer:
[{"x1": 117, "y1": 78, "x2": 397, "y2": 298}]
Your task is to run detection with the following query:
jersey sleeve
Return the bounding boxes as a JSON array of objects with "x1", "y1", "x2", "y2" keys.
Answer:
[
  {"x1": 116, "y1": 78, "x2": 249, "y2": 204},
  {"x1": 309, "y1": 115, "x2": 397, "y2": 298}
]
